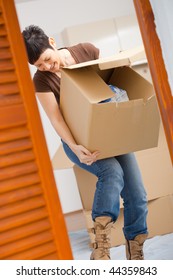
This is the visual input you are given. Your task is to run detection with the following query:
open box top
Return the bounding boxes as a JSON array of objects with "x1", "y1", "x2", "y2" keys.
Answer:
[
  {"x1": 61, "y1": 45, "x2": 149, "y2": 104},
  {"x1": 65, "y1": 45, "x2": 146, "y2": 70}
]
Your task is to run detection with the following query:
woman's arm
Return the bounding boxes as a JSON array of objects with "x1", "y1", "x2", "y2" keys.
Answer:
[{"x1": 36, "y1": 91, "x2": 100, "y2": 165}]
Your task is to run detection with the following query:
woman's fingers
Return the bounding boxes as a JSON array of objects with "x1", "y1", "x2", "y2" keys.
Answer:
[
  {"x1": 83, "y1": 151, "x2": 101, "y2": 165},
  {"x1": 73, "y1": 144, "x2": 101, "y2": 164}
]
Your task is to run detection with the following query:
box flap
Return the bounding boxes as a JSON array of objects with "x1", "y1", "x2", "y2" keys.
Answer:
[
  {"x1": 61, "y1": 66, "x2": 115, "y2": 104},
  {"x1": 64, "y1": 45, "x2": 146, "y2": 70},
  {"x1": 52, "y1": 144, "x2": 74, "y2": 170}
]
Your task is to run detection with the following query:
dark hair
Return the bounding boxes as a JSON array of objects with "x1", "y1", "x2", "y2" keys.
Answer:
[{"x1": 22, "y1": 25, "x2": 54, "y2": 64}]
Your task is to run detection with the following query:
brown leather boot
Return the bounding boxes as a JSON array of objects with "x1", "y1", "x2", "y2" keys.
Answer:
[
  {"x1": 126, "y1": 233, "x2": 148, "y2": 260},
  {"x1": 90, "y1": 216, "x2": 113, "y2": 260}
]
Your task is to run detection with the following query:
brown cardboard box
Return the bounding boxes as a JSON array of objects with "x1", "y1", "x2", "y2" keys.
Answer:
[
  {"x1": 85, "y1": 195, "x2": 173, "y2": 247},
  {"x1": 60, "y1": 46, "x2": 160, "y2": 159}
]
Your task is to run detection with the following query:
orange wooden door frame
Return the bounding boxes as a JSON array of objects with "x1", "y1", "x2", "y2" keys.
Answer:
[
  {"x1": 134, "y1": 0, "x2": 173, "y2": 164},
  {"x1": 0, "y1": 0, "x2": 73, "y2": 259}
]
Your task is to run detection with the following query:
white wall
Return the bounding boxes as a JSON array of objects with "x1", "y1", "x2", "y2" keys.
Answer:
[
  {"x1": 150, "y1": 0, "x2": 173, "y2": 96},
  {"x1": 15, "y1": 0, "x2": 136, "y2": 46},
  {"x1": 15, "y1": 0, "x2": 139, "y2": 213}
]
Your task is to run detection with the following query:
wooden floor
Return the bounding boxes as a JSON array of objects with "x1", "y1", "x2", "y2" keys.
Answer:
[{"x1": 64, "y1": 210, "x2": 87, "y2": 232}]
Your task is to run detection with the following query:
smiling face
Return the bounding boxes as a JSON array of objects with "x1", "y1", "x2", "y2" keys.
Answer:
[
  {"x1": 34, "y1": 48, "x2": 60, "y2": 72},
  {"x1": 33, "y1": 38, "x2": 63, "y2": 73}
]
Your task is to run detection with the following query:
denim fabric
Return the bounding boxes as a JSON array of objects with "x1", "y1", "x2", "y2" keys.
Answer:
[{"x1": 62, "y1": 141, "x2": 148, "y2": 240}]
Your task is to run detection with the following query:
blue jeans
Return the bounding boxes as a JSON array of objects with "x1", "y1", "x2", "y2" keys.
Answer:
[{"x1": 62, "y1": 141, "x2": 148, "y2": 240}]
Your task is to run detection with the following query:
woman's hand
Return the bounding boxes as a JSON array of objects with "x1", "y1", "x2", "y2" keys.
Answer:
[{"x1": 70, "y1": 144, "x2": 100, "y2": 165}]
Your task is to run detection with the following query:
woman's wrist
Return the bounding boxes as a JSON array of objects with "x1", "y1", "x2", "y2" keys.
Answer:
[{"x1": 68, "y1": 142, "x2": 78, "y2": 152}]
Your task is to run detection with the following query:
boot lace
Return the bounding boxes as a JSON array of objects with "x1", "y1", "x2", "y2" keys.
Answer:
[
  {"x1": 128, "y1": 241, "x2": 144, "y2": 260},
  {"x1": 91, "y1": 226, "x2": 112, "y2": 258}
]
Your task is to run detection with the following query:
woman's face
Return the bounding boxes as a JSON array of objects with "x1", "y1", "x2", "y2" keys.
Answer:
[{"x1": 34, "y1": 42, "x2": 62, "y2": 73}]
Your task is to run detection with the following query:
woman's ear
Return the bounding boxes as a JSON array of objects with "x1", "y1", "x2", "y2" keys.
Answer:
[{"x1": 49, "y1": 37, "x2": 56, "y2": 48}]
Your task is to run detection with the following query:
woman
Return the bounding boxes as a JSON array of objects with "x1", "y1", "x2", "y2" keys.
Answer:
[{"x1": 22, "y1": 25, "x2": 148, "y2": 260}]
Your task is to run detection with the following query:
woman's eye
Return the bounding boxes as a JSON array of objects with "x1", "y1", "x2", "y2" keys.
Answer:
[{"x1": 45, "y1": 58, "x2": 50, "y2": 61}]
